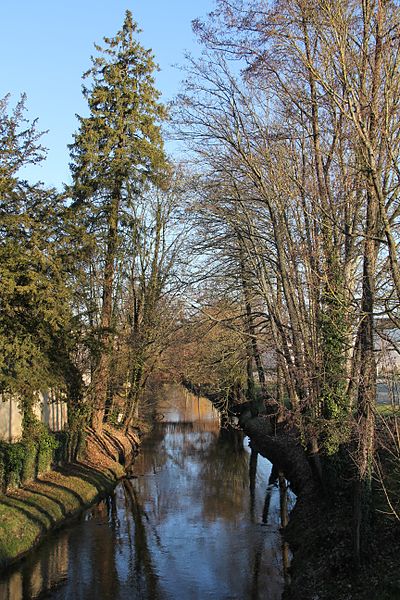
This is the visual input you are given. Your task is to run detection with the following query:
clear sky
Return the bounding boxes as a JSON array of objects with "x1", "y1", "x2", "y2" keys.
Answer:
[{"x1": 0, "y1": 1, "x2": 215, "y2": 189}]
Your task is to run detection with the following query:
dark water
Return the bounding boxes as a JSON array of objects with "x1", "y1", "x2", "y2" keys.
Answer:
[{"x1": 0, "y1": 387, "x2": 292, "y2": 600}]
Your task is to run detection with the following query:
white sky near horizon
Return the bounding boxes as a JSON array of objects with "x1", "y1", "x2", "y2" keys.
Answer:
[{"x1": 0, "y1": 1, "x2": 215, "y2": 190}]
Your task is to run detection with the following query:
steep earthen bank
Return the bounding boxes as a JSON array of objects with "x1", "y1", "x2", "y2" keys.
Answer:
[
  {"x1": 242, "y1": 415, "x2": 400, "y2": 600},
  {"x1": 0, "y1": 425, "x2": 141, "y2": 571}
]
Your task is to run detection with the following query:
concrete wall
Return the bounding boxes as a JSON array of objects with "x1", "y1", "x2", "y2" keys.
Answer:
[
  {"x1": 38, "y1": 390, "x2": 68, "y2": 433},
  {"x1": 0, "y1": 396, "x2": 23, "y2": 443},
  {"x1": 0, "y1": 391, "x2": 68, "y2": 443}
]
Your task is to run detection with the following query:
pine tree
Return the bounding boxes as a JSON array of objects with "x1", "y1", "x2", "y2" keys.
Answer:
[{"x1": 69, "y1": 11, "x2": 168, "y2": 432}]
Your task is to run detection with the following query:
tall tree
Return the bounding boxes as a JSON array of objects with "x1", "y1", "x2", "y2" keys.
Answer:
[
  {"x1": 185, "y1": 0, "x2": 400, "y2": 560},
  {"x1": 0, "y1": 95, "x2": 74, "y2": 429},
  {"x1": 69, "y1": 11, "x2": 168, "y2": 432}
]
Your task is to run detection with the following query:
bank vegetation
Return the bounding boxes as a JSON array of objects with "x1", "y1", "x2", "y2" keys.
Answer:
[{"x1": 1, "y1": 3, "x2": 400, "y2": 598}]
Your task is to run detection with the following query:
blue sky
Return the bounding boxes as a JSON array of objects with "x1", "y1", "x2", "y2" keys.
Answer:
[{"x1": 0, "y1": 1, "x2": 215, "y2": 189}]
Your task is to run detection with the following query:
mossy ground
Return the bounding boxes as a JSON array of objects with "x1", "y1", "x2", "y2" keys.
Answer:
[{"x1": 0, "y1": 425, "x2": 139, "y2": 571}]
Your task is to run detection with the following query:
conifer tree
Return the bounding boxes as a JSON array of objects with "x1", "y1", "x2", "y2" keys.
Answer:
[
  {"x1": 0, "y1": 95, "x2": 74, "y2": 428},
  {"x1": 69, "y1": 11, "x2": 168, "y2": 432}
]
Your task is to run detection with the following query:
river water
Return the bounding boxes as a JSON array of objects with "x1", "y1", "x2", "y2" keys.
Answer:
[{"x1": 0, "y1": 386, "x2": 291, "y2": 600}]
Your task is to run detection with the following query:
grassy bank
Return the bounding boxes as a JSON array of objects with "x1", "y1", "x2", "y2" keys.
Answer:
[{"x1": 0, "y1": 425, "x2": 140, "y2": 570}]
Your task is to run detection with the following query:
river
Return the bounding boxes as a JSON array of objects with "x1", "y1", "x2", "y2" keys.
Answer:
[{"x1": 0, "y1": 385, "x2": 292, "y2": 600}]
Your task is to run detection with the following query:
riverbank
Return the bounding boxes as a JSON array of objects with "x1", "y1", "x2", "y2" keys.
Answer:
[
  {"x1": 0, "y1": 424, "x2": 141, "y2": 571},
  {"x1": 0, "y1": 389, "x2": 287, "y2": 600},
  {"x1": 243, "y1": 415, "x2": 400, "y2": 600}
]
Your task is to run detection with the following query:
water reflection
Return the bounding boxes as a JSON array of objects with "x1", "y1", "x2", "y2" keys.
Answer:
[
  {"x1": 0, "y1": 385, "x2": 292, "y2": 600},
  {"x1": 0, "y1": 532, "x2": 69, "y2": 600},
  {"x1": 122, "y1": 481, "x2": 161, "y2": 599}
]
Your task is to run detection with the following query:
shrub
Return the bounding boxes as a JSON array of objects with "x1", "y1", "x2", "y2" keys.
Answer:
[
  {"x1": 21, "y1": 439, "x2": 37, "y2": 482},
  {"x1": 3, "y1": 442, "x2": 26, "y2": 488},
  {"x1": 53, "y1": 431, "x2": 69, "y2": 465},
  {"x1": 0, "y1": 423, "x2": 61, "y2": 491},
  {"x1": 0, "y1": 448, "x2": 5, "y2": 492},
  {"x1": 37, "y1": 428, "x2": 59, "y2": 475}
]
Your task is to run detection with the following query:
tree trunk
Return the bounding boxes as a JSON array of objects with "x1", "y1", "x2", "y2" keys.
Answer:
[
  {"x1": 91, "y1": 187, "x2": 120, "y2": 433},
  {"x1": 353, "y1": 0, "x2": 383, "y2": 563},
  {"x1": 354, "y1": 191, "x2": 378, "y2": 561},
  {"x1": 239, "y1": 242, "x2": 268, "y2": 398},
  {"x1": 123, "y1": 361, "x2": 143, "y2": 430}
]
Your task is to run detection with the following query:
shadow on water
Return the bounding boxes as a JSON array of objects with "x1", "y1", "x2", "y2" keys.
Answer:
[{"x1": 0, "y1": 385, "x2": 292, "y2": 600}]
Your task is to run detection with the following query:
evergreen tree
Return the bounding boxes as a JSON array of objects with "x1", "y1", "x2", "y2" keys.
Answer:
[
  {"x1": 69, "y1": 11, "x2": 168, "y2": 432},
  {"x1": 0, "y1": 95, "x2": 74, "y2": 427}
]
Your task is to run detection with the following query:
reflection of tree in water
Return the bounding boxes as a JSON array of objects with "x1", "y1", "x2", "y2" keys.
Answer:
[
  {"x1": 0, "y1": 388, "x2": 289, "y2": 600},
  {"x1": 248, "y1": 468, "x2": 292, "y2": 599},
  {"x1": 133, "y1": 421, "x2": 218, "y2": 478},
  {"x1": 138, "y1": 423, "x2": 248, "y2": 524},
  {"x1": 130, "y1": 423, "x2": 217, "y2": 527},
  {"x1": 0, "y1": 528, "x2": 70, "y2": 600},
  {"x1": 122, "y1": 479, "x2": 161, "y2": 600},
  {"x1": 199, "y1": 429, "x2": 250, "y2": 521},
  {"x1": 78, "y1": 494, "x2": 119, "y2": 599},
  {"x1": 131, "y1": 423, "x2": 166, "y2": 476},
  {"x1": 261, "y1": 464, "x2": 279, "y2": 525},
  {"x1": 249, "y1": 449, "x2": 258, "y2": 523},
  {"x1": 127, "y1": 402, "x2": 288, "y2": 598}
]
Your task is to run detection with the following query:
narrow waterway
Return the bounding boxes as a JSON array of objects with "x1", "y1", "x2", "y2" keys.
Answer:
[{"x1": 0, "y1": 386, "x2": 292, "y2": 600}]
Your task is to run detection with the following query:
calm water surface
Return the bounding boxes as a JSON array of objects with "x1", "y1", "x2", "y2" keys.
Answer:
[{"x1": 0, "y1": 386, "x2": 292, "y2": 600}]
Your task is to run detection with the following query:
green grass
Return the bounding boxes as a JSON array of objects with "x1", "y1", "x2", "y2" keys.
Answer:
[
  {"x1": 0, "y1": 423, "x2": 137, "y2": 571},
  {"x1": 376, "y1": 404, "x2": 400, "y2": 416},
  {"x1": 0, "y1": 463, "x2": 123, "y2": 569}
]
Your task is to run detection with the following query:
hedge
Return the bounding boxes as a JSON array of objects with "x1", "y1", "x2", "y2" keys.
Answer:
[{"x1": 0, "y1": 427, "x2": 68, "y2": 492}]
